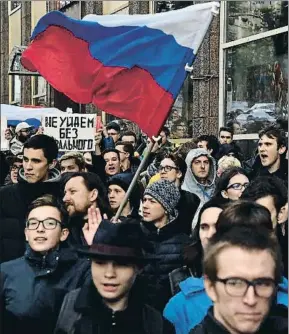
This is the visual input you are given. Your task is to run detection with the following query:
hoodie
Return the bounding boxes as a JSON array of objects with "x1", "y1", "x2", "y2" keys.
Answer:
[
  {"x1": 164, "y1": 276, "x2": 288, "y2": 334},
  {"x1": 181, "y1": 149, "x2": 216, "y2": 230}
]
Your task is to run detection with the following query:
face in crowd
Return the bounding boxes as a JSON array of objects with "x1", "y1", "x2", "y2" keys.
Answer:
[
  {"x1": 108, "y1": 185, "x2": 126, "y2": 211},
  {"x1": 159, "y1": 131, "x2": 168, "y2": 145},
  {"x1": 258, "y1": 134, "x2": 286, "y2": 172},
  {"x1": 60, "y1": 158, "x2": 82, "y2": 175},
  {"x1": 63, "y1": 176, "x2": 98, "y2": 217},
  {"x1": 191, "y1": 155, "x2": 210, "y2": 182},
  {"x1": 91, "y1": 258, "x2": 139, "y2": 310},
  {"x1": 10, "y1": 161, "x2": 23, "y2": 184},
  {"x1": 219, "y1": 130, "x2": 233, "y2": 145},
  {"x1": 159, "y1": 158, "x2": 182, "y2": 186},
  {"x1": 25, "y1": 205, "x2": 69, "y2": 253},
  {"x1": 142, "y1": 195, "x2": 166, "y2": 223},
  {"x1": 5, "y1": 129, "x2": 13, "y2": 141},
  {"x1": 115, "y1": 144, "x2": 129, "y2": 164},
  {"x1": 103, "y1": 152, "x2": 121, "y2": 177},
  {"x1": 205, "y1": 246, "x2": 276, "y2": 334},
  {"x1": 222, "y1": 173, "x2": 249, "y2": 201},
  {"x1": 23, "y1": 148, "x2": 53, "y2": 183},
  {"x1": 121, "y1": 135, "x2": 136, "y2": 149},
  {"x1": 17, "y1": 128, "x2": 31, "y2": 143},
  {"x1": 107, "y1": 128, "x2": 120, "y2": 143},
  {"x1": 199, "y1": 206, "x2": 223, "y2": 249}
]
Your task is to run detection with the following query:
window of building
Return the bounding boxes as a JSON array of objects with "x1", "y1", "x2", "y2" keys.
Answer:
[
  {"x1": 220, "y1": 1, "x2": 288, "y2": 143},
  {"x1": 56, "y1": 1, "x2": 74, "y2": 10},
  {"x1": 11, "y1": 75, "x2": 21, "y2": 103},
  {"x1": 33, "y1": 76, "x2": 47, "y2": 106},
  {"x1": 10, "y1": 1, "x2": 21, "y2": 12}
]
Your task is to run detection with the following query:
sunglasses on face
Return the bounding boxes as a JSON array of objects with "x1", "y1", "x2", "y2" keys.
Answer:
[{"x1": 227, "y1": 182, "x2": 249, "y2": 190}]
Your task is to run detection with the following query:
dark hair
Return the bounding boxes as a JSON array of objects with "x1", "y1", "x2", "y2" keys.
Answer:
[
  {"x1": 217, "y1": 201, "x2": 273, "y2": 232},
  {"x1": 204, "y1": 225, "x2": 283, "y2": 283},
  {"x1": 161, "y1": 126, "x2": 170, "y2": 137},
  {"x1": 23, "y1": 134, "x2": 58, "y2": 163},
  {"x1": 102, "y1": 148, "x2": 120, "y2": 160},
  {"x1": 242, "y1": 176, "x2": 288, "y2": 214},
  {"x1": 214, "y1": 167, "x2": 248, "y2": 199},
  {"x1": 162, "y1": 153, "x2": 187, "y2": 184},
  {"x1": 62, "y1": 172, "x2": 113, "y2": 219},
  {"x1": 197, "y1": 135, "x2": 220, "y2": 157},
  {"x1": 115, "y1": 141, "x2": 134, "y2": 159},
  {"x1": 219, "y1": 126, "x2": 234, "y2": 137},
  {"x1": 259, "y1": 125, "x2": 287, "y2": 149},
  {"x1": 27, "y1": 194, "x2": 68, "y2": 228},
  {"x1": 121, "y1": 131, "x2": 137, "y2": 142},
  {"x1": 106, "y1": 122, "x2": 120, "y2": 133},
  {"x1": 59, "y1": 152, "x2": 86, "y2": 170},
  {"x1": 183, "y1": 197, "x2": 228, "y2": 277},
  {"x1": 176, "y1": 140, "x2": 197, "y2": 160}
]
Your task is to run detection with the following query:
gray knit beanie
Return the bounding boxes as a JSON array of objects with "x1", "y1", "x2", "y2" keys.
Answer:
[{"x1": 144, "y1": 179, "x2": 180, "y2": 221}]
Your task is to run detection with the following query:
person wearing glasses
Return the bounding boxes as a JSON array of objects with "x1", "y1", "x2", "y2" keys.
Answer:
[
  {"x1": 213, "y1": 167, "x2": 249, "y2": 201},
  {"x1": 189, "y1": 225, "x2": 288, "y2": 334},
  {"x1": 4, "y1": 153, "x2": 23, "y2": 185},
  {"x1": 1, "y1": 194, "x2": 90, "y2": 334},
  {"x1": 164, "y1": 201, "x2": 288, "y2": 334},
  {"x1": 115, "y1": 141, "x2": 140, "y2": 174}
]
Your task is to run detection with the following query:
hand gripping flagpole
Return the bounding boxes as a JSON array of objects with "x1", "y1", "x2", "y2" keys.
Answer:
[{"x1": 114, "y1": 136, "x2": 160, "y2": 221}]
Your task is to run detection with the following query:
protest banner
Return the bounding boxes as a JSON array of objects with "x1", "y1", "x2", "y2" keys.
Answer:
[
  {"x1": 1, "y1": 116, "x2": 10, "y2": 151},
  {"x1": 42, "y1": 114, "x2": 95, "y2": 151}
]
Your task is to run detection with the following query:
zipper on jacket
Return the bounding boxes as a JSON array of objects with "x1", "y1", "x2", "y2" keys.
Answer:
[{"x1": 41, "y1": 254, "x2": 46, "y2": 269}]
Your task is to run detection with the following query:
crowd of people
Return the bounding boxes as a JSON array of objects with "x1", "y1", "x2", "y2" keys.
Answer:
[{"x1": 0, "y1": 119, "x2": 288, "y2": 334}]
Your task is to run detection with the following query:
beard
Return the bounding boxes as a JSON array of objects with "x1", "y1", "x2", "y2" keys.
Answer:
[{"x1": 18, "y1": 134, "x2": 30, "y2": 143}]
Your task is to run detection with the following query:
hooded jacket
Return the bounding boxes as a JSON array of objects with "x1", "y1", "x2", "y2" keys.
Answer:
[
  {"x1": 1, "y1": 244, "x2": 91, "y2": 334},
  {"x1": 181, "y1": 149, "x2": 216, "y2": 230},
  {"x1": 0, "y1": 168, "x2": 61, "y2": 263},
  {"x1": 164, "y1": 276, "x2": 288, "y2": 334}
]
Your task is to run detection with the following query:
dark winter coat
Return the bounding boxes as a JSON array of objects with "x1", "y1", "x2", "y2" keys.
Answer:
[
  {"x1": 140, "y1": 219, "x2": 192, "y2": 311},
  {"x1": 190, "y1": 306, "x2": 288, "y2": 334},
  {"x1": 0, "y1": 168, "x2": 61, "y2": 263},
  {"x1": 1, "y1": 245, "x2": 91, "y2": 334},
  {"x1": 54, "y1": 280, "x2": 175, "y2": 334}
]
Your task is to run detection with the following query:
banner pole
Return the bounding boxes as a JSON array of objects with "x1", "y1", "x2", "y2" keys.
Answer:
[{"x1": 113, "y1": 138, "x2": 156, "y2": 221}]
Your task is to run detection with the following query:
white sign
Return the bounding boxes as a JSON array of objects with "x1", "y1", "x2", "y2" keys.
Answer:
[
  {"x1": 1, "y1": 116, "x2": 9, "y2": 151},
  {"x1": 42, "y1": 114, "x2": 96, "y2": 151}
]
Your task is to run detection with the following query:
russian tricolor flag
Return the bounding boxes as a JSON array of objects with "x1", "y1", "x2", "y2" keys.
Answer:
[{"x1": 21, "y1": 2, "x2": 218, "y2": 137}]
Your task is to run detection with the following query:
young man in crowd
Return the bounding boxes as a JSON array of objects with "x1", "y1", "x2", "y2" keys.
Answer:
[
  {"x1": 54, "y1": 219, "x2": 175, "y2": 334},
  {"x1": 4, "y1": 153, "x2": 23, "y2": 185},
  {"x1": 106, "y1": 121, "x2": 121, "y2": 144},
  {"x1": 1, "y1": 194, "x2": 90, "y2": 334},
  {"x1": 0, "y1": 134, "x2": 61, "y2": 262},
  {"x1": 115, "y1": 141, "x2": 140, "y2": 173},
  {"x1": 196, "y1": 135, "x2": 219, "y2": 159},
  {"x1": 62, "y1": 172, "x2": 112, "y2": 246},
  {"x1": 102, "y1": 148, "x2": 121, "y2": 178},
  {"x1": 218, "y1": 127, "x2": 234, "y2": 145},
  {"x1": 120, "y1": 130, "x2": 138, "y2": 149},
  {"x1": 254, "y1": 125, "x2": 287, "y2": 182},
  {"x1": 190, "y1": 225, "x2": 287, "y2": 333},
  {"x1": 181, "y1": 148, "x2": 216, "y2": 230},
  {"x1": 159, "y1": 126, "x2": 173, "y2": 149},
  {"x1": 9, "y1": 121, "x2": 33, "y2": 155},
  {"x1": 59, "y1": 151, "x2": 86, "y2": 175},
  {"x1": 108, "y1": 173, "x2": 141, "y2": 219}
]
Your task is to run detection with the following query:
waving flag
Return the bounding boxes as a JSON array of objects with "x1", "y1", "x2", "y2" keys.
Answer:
[{"x1": 21, "y1": 2, "x2": 218, "y2": 137}]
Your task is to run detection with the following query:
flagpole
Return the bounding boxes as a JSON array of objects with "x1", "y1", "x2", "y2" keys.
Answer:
[{"x1": 113, "y1": 138, "x2": 157, "y2": 221}]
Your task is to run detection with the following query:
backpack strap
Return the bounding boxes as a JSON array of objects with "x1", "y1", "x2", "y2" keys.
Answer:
[
  {"x1": 54, "y1": 288, "x2": 82, "y2": 334},
  {"x1": 143, "y1": 304, "x2": 163, "y2": 334}
]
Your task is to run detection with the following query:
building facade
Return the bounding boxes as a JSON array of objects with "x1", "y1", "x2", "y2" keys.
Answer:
[{"x1": 2, "y1": 1, "x2": 288, "y2": 151}]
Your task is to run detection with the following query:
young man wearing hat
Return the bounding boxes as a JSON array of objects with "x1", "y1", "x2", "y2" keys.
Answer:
[
  {"x1": 54, "y1": 219, "x2": 175, "y2": 334},
  {"x1": 9, "y1": 121, "x2": 33, "y2": 155}
]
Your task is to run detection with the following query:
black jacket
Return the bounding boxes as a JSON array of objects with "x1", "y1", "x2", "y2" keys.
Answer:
[
  {"x1": 0, "y1": 168, "x2": 61, "y2": 263},
  {"x1": 190, "y1": 306, "x2": 288, "y2": 334},
  {"x1": 140, "y1": 219, "x2": 191, "y2": 311},
  {"x1": 54, "y1": 280, "x2": 175, "y2": 334},
  {"x1": 1, "y1": 245, "x2": 91, "y2": 334}
]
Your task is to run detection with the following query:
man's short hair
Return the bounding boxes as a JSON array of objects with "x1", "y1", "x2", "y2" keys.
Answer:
[
  {"x1": 203, "y1": 225, "x2": 283, "y2": 284},
  {"x1": 106, "y1": 122, "x2": 120, "y2": 133},
  {"x1": 197, "y1": 135, "x2": 219, "y2": 156},
  {"x1": 27, "y1": 194, "x2": 68, "y2": 228},
  {"x1": 102, "y1": 148, "x2": 120, "y2": 160},
  {"x1": 161, "y1": 126, "x2": 170, "y2": 137},
  {"x1": 120, "y1": 131, "x2": 137, "y2": 142},
  {"x1": 23, "y1": 134, "x2": 58, "y2": 163},
  {"x1": 59, "y1": 152, "x2": 85, "y2": 170},
  {"x1": 259, "y1": 125, "x2": 287, "y2": 149},
  {"x1": 217, "y1": 200, "x2": 273, "y2": 232},
  {"x1": 242, "y1": 176, "x2": 288, "y2": 214},
  {"x1": 219, "y1": 126, "x2": 234, "y2": 137},
  {"x1": 163, "y1": 152, "x2": 187, "y2": 184},
  {"x1": 115, "y1": 141, "x2": 134, "y2": 159}
]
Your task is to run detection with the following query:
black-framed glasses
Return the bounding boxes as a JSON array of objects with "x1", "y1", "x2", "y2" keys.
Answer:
[
  {"x1": 227, "y1": 182, "x2": 249, "y2": 191},
  {"x1": 215, "y1": 277, "x2": 276, "y2": 298},
  {"x1": 11, "y1": 165, "x2": 22, "y2": 171},
  {"x1": 158, "y1": 165, "x2": 178, "y2": 172},
  {"x1": 26, "y1": 218, "x2": 62, "y2": 230}
]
